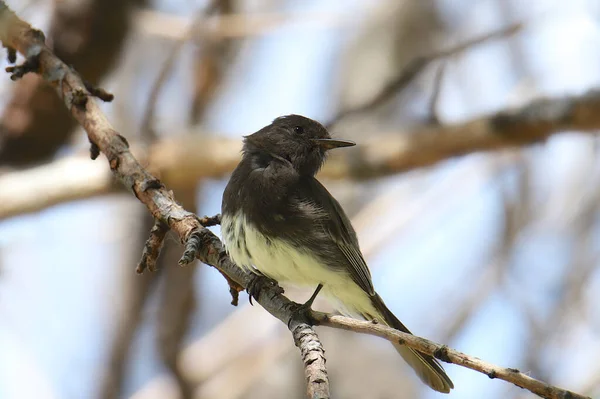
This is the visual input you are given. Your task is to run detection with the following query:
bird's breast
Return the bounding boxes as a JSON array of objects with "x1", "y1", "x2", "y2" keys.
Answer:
[
  {"x1": 221, "y1": 211, "x2": 341, "y2": 288},
  {"x1": 221, "y1": 212, "x2": 253, "y2": 271}
]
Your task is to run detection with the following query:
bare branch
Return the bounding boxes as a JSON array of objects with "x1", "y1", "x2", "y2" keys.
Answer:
[
  {"x1": 136, "y1": 219, "x2": 168, "y2": 273},
  {"x1": 138, "y1": 0, "x2": 227, "y2": 139},
  {"x1": 190, "y1": 0, "x2": 236, "y2": 124},
  {"x1": 314, "y1": 314, "x2": 590, "y2": 399},
  {"x1": 327, "y1": 22, "x2": 524, "y2": 126}
]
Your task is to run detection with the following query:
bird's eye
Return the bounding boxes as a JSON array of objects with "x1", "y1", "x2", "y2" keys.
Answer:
[{"x1": 293, "y1": 126, "x2": 304, "y2": 134}]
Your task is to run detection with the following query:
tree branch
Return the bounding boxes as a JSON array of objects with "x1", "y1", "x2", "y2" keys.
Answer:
[
  {"x1": 327, "y1": 21, "x2": 524, "y2": 126},
  {"x1": 138, "y1": 1, "x2": 224, "y2": 140},
  {"x1": 3, "y1": 89, "x2": 600, "y2": 219},
  {"x1": 0, "y1": 4, "x2": 590, "y2": 399},
  {"x1": 314, "y1": 314, "x2": 589, "y2": 399}
]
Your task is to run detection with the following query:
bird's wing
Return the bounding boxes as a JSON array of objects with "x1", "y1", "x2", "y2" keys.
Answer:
[{"x1": 295, "y1": 178, "x2": 375, "y2": 295}]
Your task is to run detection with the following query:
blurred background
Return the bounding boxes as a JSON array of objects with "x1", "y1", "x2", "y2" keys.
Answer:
[{"x1": 0, "y1": 0, "x2": 599, "y2": 398}]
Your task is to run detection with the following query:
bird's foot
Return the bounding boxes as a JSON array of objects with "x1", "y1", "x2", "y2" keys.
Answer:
[
  {"x1": 288, "y1": 284, "x2": 323, "y2": 328},
  {"x1": 246, "y1": 273, "x2": 283, "y2": 305}
]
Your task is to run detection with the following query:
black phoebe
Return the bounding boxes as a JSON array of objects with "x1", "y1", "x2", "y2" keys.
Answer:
[{"x1": 221, "y1": 115, "x2": 453, "y2": 393}]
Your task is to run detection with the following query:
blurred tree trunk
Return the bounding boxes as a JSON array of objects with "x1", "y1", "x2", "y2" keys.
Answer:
[
  {"x1": 189, "y1": 0, "x2": 235, "y2": 124},
  {"x1": 99, "y1": 223, "x2": 155, "y2": 399},
  {"x1": 0, "y1": 0, "x2": 144, "y2": 166},
  {"x1": 335, "y1": 0, "x2": 446, "y2": 127},
  {"x1": 99, "y1": 188, "x2": 198, "y2": 399},
  {"x1": 155, "y1": 188, "x2": 198, "y2": 399}
]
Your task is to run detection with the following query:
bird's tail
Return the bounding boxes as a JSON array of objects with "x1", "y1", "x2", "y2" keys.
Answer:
[{"x1": 366, "y1": 293, "x2": 454, "y2": 394}]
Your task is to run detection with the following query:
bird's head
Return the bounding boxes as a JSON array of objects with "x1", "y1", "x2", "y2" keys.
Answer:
[{"x1": 243, "y1": 114, "x2": 355, "y2": 176}]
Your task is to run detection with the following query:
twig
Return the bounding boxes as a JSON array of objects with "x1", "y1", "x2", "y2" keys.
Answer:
[
  {"x1": 136, "y1": 219, "x2": 168, "y2": 273},
  {"x1": 190, "y1": 0, "x2": 235, "y2": 124},
  {"x1": 138, "y1": 37, "x2": 185, "y2": 140},
  {"x1": 83, "y1": 80, "x2": 114, "y2": 102},
  {"x1": 313, "y1": 313, "x2": 589, "y2": 399},
  {"x1": 327, "y1": 22, "x2": 523, "y2": 127},
  {"x1": 199, "y1": 213, "x2": 222, "y2": 227},
  {"x1": 217, "y1": 269, "x2": 244, "y2": 306},
  {"x1": 427, "y1": 62, "x2": 445, "y2": 125},
  {"x1": 138, "y1": 2, "x2": 220, "y2": 140}
]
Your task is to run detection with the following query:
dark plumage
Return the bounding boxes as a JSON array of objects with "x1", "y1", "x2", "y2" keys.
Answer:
[{"x1": 221, "y1": 114, "x2": 453, "y2": 393}]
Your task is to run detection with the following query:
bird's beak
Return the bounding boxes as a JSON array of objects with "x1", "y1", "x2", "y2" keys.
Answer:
[{"x1": 312, "y1": 138, "x2": 356, "y2": 150}]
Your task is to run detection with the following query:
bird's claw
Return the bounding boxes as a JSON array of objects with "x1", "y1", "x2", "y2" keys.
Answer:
[
  {"x1": 246, "y1": 274, "x2": 282, "y2": 305},
  {"x1": 287, "y1": 284, "x2": 323, "y2": 328}
]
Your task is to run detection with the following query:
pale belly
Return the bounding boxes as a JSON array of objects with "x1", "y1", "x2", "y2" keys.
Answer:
[{"x1": 221, "y1": 212, "x2": 376, "y2": 317}]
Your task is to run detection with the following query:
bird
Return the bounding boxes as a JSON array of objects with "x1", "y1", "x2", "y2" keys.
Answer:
[{"x1": 221, "y1": 114, "x2": 453, "y2": 393}]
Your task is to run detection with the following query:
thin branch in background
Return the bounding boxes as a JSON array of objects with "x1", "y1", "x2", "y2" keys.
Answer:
[
  {"x1": 135, "y1": 9, "x2": 350, "y2": 40},
  {"x1": 190, "y1": 0, "x2": 235, "y2": 124},
  {"x1": 0, "y1": 4, "x2": 591, "y2": 399},
  {"x1": 327, "y1": 21, "x2": 524, "y2": 127},
  {"x1": 427, "y1": 62, "x2": 445, "y2": 125},
  {"x1": 139, "y1": 0, "x2": 225, "y2": 140}
]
